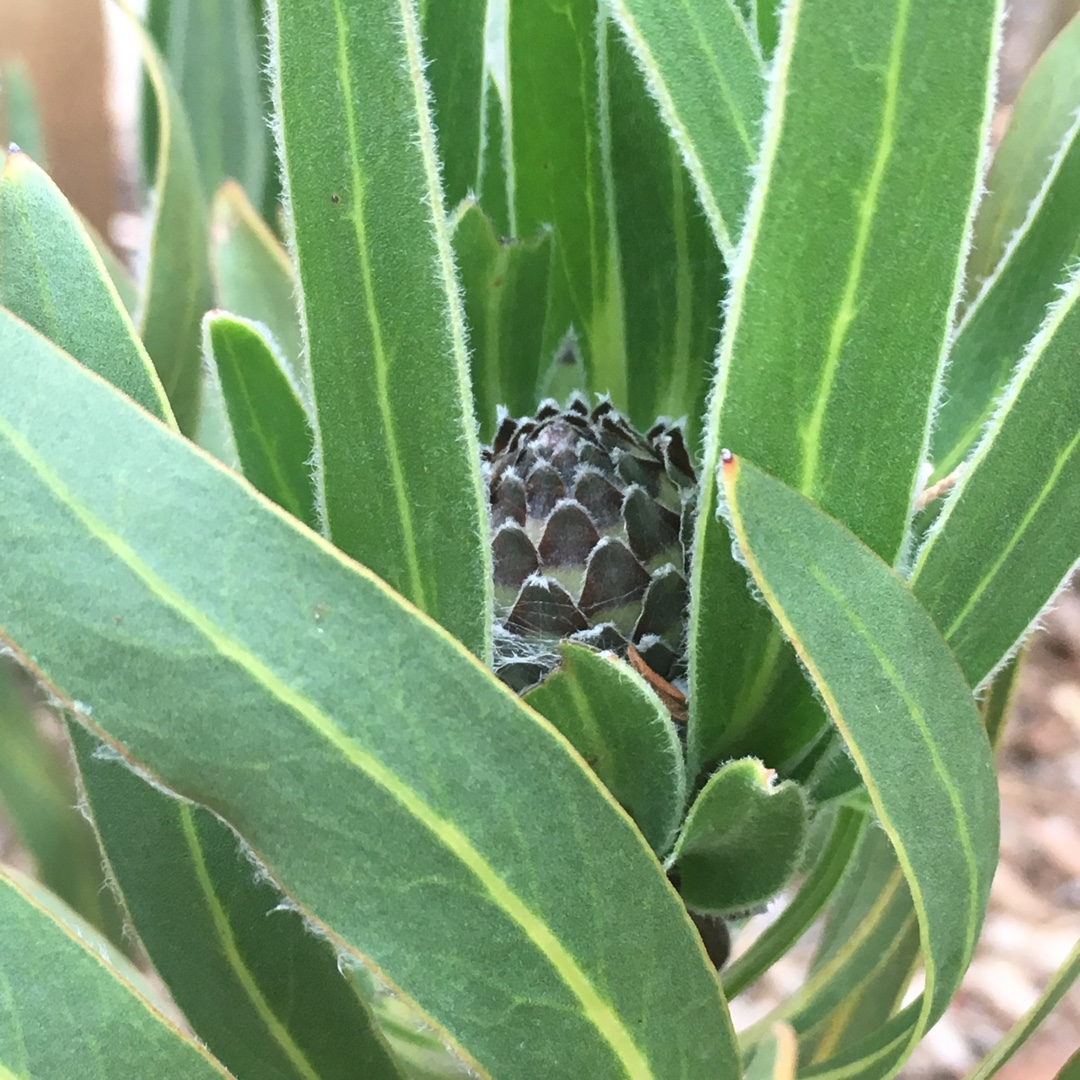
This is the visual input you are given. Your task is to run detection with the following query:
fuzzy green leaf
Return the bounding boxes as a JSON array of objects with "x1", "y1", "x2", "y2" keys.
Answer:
[
  {"x1": 0, "y1": 149, "x2": 172, "y2": 424},
  {"x1": 967, "y1": 934, "x2": 1080, "y2": 1080},
  {"x1": 689, "y1": 0, "x2": 1001, "y2": 777},
  {"x1": 204, "y1": 312, "x2": 318, "y2": 530},
  {"x1": 453, "y1": 202, "x2": 553, "y2": 438},
  {"x1": 525, "y1": 643, "x2": 686, "y2": 857},
  {"x1": 509, "y1": 0, "x2": 625, "y2": 404},
  {"x1": 69, "y1": 722, "x2": 410, "y2": 1080},
  {"x1": 477, "y1": 73, "x2": 512, "y2": 238},
  {"x1": 964, "y1": 12, "x2": 1080, "y2": 300},
  {"x1": 422, "y1": 0, "x2": 486, "y2": 210},
  {"x1": 605, "y1": 19, "x2": 725, "y2": 446},
  {"x1": 0, "y1": 664, "x2": 122, "y2": 945},
  {"x1": 720, "y1": 454, "x2": 998, "y2": 1069},
  {"x1": 0, "y1": 865, "x2": 230, "y2": 1079},
  {"x1": 933, "y1": 80, "x2": 1080, "y2": 478},
  {"x1": 145, "y1": 0, "x2": 268, "y2": 203},
  {"x1": 210, "y1": 180, "x2": 303, "y2": 384},
  {"x1": 271, "y1": 0, "x2": 490, "y2": 658},
  {"x1": 0, "y1": 311, "x2": 738, "y2": 1080},
  {"x1": 133, "y1": 9, "x2": 213, "y2": 437},
  {"x1": 605, "y1": 0, "x2": 765, "y2": 256},
  {"x1": 911, "y1": 263, "x2": 1080, "y2": 689},
  {"x1": 721, "y1": 806, "x2": 867, "y2": 1000},
  {"x1": 671, "y1": 758, "x2": 807, "y2": 917}
]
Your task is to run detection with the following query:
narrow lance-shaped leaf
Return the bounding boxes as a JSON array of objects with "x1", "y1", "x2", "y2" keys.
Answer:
[
  {"x1": 421, "y1": 0, "x2": 486, "y2": 210},
  {"x1": 131, "y1": 7, "x2": 214, "y2": 437},
  {"x1": 0, "y1": 312, "x2": 738, "y2": 1080},
  {"x1": 453, "y1": 201, "x2": 554, "y2": 437},
  {"x1": 69, "y1": 722, "x2": 411, "y2": 1080},
  {"x1": 966, "y1": 934, "x2": 1080, "y2": 1080},
  {"x1": 605, "y1": 0, "x2": 764, "y2": 256},
  {"x1": 740, "y1": 839, "x2": 917, "y2": 1056},
  {"x1": 204, "y1": 312, "x2": 318, "y2": 531},
  {"x1": 964, "y1": 10, "x2": 1080, "y2": 300},
  {"x1": 477, "y1": 72, "x2": 512, "y2": 238},
  {"x1": 689, "y1": 0, "x2": 1001, "y2": 775},
  {"x1": 509, "y1": 0, "x2": 626, "y2": 404},
  {"x1": 911, "y1": 261, "x2": 1080, "y2": 689},
  {"x1": 271, "y1": 0, "x2": 490, "y2": 658},
  {"x1": 605, "y1": 17, "x2": 725, "y2": 447},
  {"x1": 932, "y1": 105, "x2": 1080, "y2": 480},
  {"x1": 524, "y1": 642, "x2": 686, "y2": 857},
  {"x1": 146, "y1": 0, "x2": 268, "y2": 202},
  {"x1": 0, "y1": 865, "x2": 231, "y2": 1079},
  {"x1": 0, "y1": 148, "x2": 173, "y2": 424},
  {"x1": 210, "y1": 179, "x2": 304, "y2": 384},
  {"x1": 0, "y1": 663, "x2": 123, "y2": 945},
  {"x1": 720, "y1": 453, "x2": 998, "y2": 1070}
]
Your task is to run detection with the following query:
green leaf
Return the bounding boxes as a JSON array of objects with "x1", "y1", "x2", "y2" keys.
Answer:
[
  {"x1": 755, "y1": 0, "x2": 782, "y2": 57},
  {"x1": 421, "y1": 0, "x2": 486, "y2": 210},
  {"x1": 721, "y1": 806, "x2": 867, "y2": 1000},
  {"x1": 524, "y1": 643, "x2": 686, "y2": 857},
  {"x1": 69, "y1": 722, "x2": 410, "y2": 1080},
  {"x1": 605, "y1": 18, "x2": 725, "y2": 447},
  {"x1": 271, "y1": 0, "x2": 490, "y2": 658},
  {"x1": 720, "y1": 454, "x2": 998, "y2": 1065},
  {"x1": 910, "y1": 263, "x2": 1080, "y2": 689},
  {"x1": 209, "y1": 180, "x2": 303, "y2": 384},
  {"x1": 964, "y1": 11, "x2": 1080, "y2": 301},
  {"x1": 689, "y1": 0, "x2": 1000, "y2": 776},
  {"x1": 0, "y1": 312, "x2": 738, "y2": 1080},
  {"x1": 145, "y1": 0, "x2": 268, "y2": 203},
  {"x1": 966, "y1": 934, "x2": 1080, "y2": 1080},
  {"x1": 1057, "y1": 1045, "x2": 1080, "y2": 1080},
  {"x1": 800, "y1": 932, "x2": 920, "y2": 1069},
  {"x1": 605, "y1": 0, "x2": 764, "y2": 256},
  {"x1": 452, "y1": 201, "x2": 553, "y2": 438},
  {"x1": 83, "y1": 214, "x2": 139, "y2": 317},
  {"x1": 933, "y1": 105, "x2": 1080, "y2": 479},
  {"x1": 508, "y1": 0, "x2": 625, "y2": 404},
  {"x1": 133, "y1": 7, "x2": 214, "y2": 437},
  {"x1": 0, "y1": 662, "x2": 123, "y2": 945},
  {"x1": 670, "y1": 758, "x2": 806, "y2": 916},
  {"x1": 0, "y1": 63, "x2": 47, "y2": 166},
  {"x1": 0, "y1": 148, "x2": 173, "y2": 424},
  {"x1": 740, "y1": 830, "x2": 917, "y2": 1062},
  {"x1": 743, "y1": 1023, "x2": 798, "y2": 1080},
  {"x1": 477, "y1": 73, "x2": 512, "y2": 238},
  {"x1": 0, "y1": 865, "x2": 231, "y2": 1079},
  {"x1": 204, "y1": 312, "x2": 318, "y2": 530}
]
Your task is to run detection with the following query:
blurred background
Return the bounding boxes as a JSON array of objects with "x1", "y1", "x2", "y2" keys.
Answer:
[{"x1": 0, "y1": 0, "x2": 1078, "y2": 1076}]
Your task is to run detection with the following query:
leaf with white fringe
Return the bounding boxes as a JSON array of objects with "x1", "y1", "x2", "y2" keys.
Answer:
[
  {"x1": 933, "y1": 42, "x2": 1080, "y2": 480},
  {"x1": 720, "y1": 453, "x2": 998, "y2": 1077},
  {"x1": 605, "y1": 0, "x2": 764, "y2": 256},
  {"x1": 912, "y1": 262, "x2": 1080, "y2": 689},
  {"x1": 688, "y1": 0, "x2": 1002, "y2": 777},
  {"x1": 0, "y1": 864, "x2": 231, "y2": 1078},
  {"x1": 270, "y1": 0, "x2": 490, "y2": 658}
]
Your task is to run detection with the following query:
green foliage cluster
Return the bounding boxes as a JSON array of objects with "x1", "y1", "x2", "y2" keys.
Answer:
[{"x1": 0, "y1": 1, "x2": 1079, "y2": 1077}]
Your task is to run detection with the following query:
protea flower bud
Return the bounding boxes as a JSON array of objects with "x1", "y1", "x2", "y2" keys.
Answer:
[{"x1": 483, "y1": 395, "x2": 696, "y2": 695}]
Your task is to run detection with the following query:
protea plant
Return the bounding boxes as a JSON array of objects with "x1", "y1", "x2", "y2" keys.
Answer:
[{"x1": 1, "y1": 1, "x2": 1079, "y2": 1079}]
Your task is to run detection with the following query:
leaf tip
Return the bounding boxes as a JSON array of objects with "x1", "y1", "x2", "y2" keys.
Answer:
[{"x1": 719, "y1": 449, "x2": 738, "y2": 486}]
